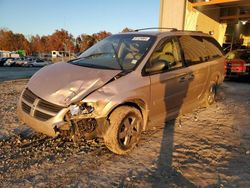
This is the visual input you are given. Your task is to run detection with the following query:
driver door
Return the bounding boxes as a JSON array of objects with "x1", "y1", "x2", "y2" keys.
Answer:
[{"x1": 146, "y1": 37, "x2": 191, "y2": 125}]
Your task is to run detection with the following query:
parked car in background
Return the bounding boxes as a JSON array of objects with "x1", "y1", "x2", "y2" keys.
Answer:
[
  {"x1": 22, "y1": 57, "x2": 37, "y2": 67},
  {"x1": 225, "y1": 49, "x2": 250, "y2": 79},
  {"x1": 0, "y1": 58, "x2": 10, "y2": 66},
  {"x1": 28, "y1": 59, "x2": 52, "y2": 67},
  {"x1": 17, "y1": 29, "x2": 225, "y2": 154},
  {"x1": 15, "y1": 57, "x2": 27, "y2": 66},
  {"x1": 3, "y1": 58, "x2": 16, "y2": 66}
]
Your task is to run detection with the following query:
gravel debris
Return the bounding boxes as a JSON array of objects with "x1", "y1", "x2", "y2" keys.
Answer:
[{"x1": 0, "y1": 79, "x2": 250, "y2": 187}]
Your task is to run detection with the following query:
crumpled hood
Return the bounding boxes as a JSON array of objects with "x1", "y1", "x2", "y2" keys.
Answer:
[{"x1": 27, "y1": 63, "x2": 121, "y2": 107}]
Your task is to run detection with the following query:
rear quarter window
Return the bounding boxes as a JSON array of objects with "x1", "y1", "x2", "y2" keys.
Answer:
[
  {"x1": 202, "y1": 37, "x2": 224, "y2": 60},
  {"x1": 239, "y1": 51, "x2": 250, "y2": 61},
  {"x1": 179, "y1": 35, "x2": 223, "y2": 66},
  {"x1": 178, "y1": 35, "x2": 207, "y2": 66}
]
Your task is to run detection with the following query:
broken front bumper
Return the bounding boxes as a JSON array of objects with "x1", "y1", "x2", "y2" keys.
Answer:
[
  {"x1": 17, "y1": 88, "x2": 110, "y2": 138},
  {"x1": 17, "y1": 98, "x2": 69, "y2": 137}
]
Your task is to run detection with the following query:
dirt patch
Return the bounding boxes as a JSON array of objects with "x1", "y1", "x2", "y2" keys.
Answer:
[{"x1": 0, "y1": 80, "x2": 250, "y2": 187}]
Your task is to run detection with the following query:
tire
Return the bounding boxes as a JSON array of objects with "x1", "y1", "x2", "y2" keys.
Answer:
[
  {"x1": 205, "y1": 81, "x2": 217, "y2": 106},
  {"x1": 104, "y1": 106, "x2": 143, "y2": 155}
]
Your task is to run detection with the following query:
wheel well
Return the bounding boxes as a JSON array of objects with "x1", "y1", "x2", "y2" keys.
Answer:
[
  {"x1": 215, "y1": 74, "x2": 220, "y2": 83},
  {"x1": 107, "y1": 100, "x2": 148, "y2": 130},
  {"x1": 213, "y1": 72, "x2": 222, "y2": 85}
]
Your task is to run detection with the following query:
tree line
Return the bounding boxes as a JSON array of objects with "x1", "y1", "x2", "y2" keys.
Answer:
[{"x1": 0, "y1": 27, "x2": 132, "y2": 56}]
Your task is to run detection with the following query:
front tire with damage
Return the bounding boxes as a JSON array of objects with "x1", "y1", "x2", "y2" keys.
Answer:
[{"x1": 104, "y1": 106, "x2": 143, "y2": 155}]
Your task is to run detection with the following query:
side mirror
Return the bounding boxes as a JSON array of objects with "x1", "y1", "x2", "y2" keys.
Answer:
[{"x1": 145, "y1": 60, "x2": 168, "y2": 73}]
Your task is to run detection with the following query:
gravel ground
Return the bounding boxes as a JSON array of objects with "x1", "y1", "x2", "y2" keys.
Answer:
[{"x1": 0, "y1": 79, "x2": 250, "y2": 187}]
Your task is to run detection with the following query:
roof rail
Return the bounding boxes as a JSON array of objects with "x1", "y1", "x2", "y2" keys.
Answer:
[
  {"x1": 134, "y1": 27, "x2": 178, "y2": 32},
  {"x1": 177, "y1": 30, "x2": 203, "y2": 33}
]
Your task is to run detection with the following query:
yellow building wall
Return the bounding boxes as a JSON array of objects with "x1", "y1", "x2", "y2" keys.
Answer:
[
  {"x1": 159, "y1": 1, "x2": 227, "y2": 45},
  {"x1": 184, "y1": 2, "x2": 227, "y2": 45},
  {"x1": 197, "y1": 12, "x2": 220, "y2": 39},
  {"x1": 242, "y1": 35, "x2": 250, "y2": 47},
  {"x1": 159, "y1": 0, "x2": 186, "y2": 30}
]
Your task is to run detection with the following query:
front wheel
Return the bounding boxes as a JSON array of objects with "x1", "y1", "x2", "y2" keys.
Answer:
[{"x1": 104, "y1": 106, "x2": 143, "y2": 155}]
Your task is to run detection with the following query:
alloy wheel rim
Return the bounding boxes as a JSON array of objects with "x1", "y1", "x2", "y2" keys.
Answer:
[
  {"x1": 208, "y1": 85, "x2": 216, "y2": 104},
  {"x1": 118, "y1": 114, "x2": 140, "y2": 149}
]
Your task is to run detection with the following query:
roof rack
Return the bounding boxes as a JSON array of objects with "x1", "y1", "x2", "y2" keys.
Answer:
[
  {"x1": 133, "y1": 28, "x2": 204, "y2": 34},
  {"x1": 134, "y1": 27, "x2": 178, "y2": 32},
  {"x1": 177, "y1": 30, "x2": 203, "y2": 33}
]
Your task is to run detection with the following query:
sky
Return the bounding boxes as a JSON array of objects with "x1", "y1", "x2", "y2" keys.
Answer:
[{"x1": 0, "y1": 0, "x2": 159, "y2": 37}]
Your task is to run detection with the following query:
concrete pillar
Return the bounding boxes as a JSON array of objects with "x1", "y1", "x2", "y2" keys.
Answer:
[{"x1": 159, "y1": 0, "x2": 186, "y2": 30}]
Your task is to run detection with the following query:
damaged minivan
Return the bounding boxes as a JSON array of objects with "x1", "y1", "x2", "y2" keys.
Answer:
[{"x1": 17, "y1": 29, "x2": 225, "y2": 154}]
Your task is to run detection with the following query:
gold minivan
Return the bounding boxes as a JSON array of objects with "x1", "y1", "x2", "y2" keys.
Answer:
[{"x1": 17, "y1": 29, "x2": 225, "y2": 154}]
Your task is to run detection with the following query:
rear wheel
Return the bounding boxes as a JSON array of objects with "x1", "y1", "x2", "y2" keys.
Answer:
[
  {"x1": 104, "y1": 106, "x2": 143, "y2": 155},
  {"x1": 205, "y1": 81, "x2": 217, "y2": 106}
]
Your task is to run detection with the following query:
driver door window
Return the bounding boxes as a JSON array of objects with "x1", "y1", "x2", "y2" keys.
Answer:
[{"x1": 147, "y1": 37, "x2": 183, "y2": 74}]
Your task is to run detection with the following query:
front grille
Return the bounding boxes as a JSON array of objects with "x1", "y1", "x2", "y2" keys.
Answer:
[
  {"x1": 22, "y1": 88, "x2": 36, "y2": 103},
  {"x1": 37, "y1": 99, "x2": 62, "y2": 113},
  {"x1": 34, "y1": 110, "x2": 53, "y2": 121},
  {"x1": 21, "y1": 101, "x2": 31, "y2": 114},
  {"x1": 21, "y1": 88, "x2": 64, "y2": 121}
]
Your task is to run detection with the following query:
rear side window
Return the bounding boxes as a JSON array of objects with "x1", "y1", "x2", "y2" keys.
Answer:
[
  {"x1": 239, "y1": 51, "x2": 250, "y2": 61},
  {"x1": 202, "y1": 37, "x2": 223, "y2": 60},
  {"x1": 178, "y1": 35, "x2": 207, "y2": 66},
  {"x1": 179, "y1": 35, "x2": 223, "y2": 66}
]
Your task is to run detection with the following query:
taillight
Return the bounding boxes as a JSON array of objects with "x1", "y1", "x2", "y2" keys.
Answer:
[
  {"x1": 241, "y1": 60, "x2": 247, "y2": 72},
  {"x1": 230, "y1": 59, "x2": 246, "y2": 72},
  {"x1": 246, "y1": 62, "x2": 250, "y2": 72}
]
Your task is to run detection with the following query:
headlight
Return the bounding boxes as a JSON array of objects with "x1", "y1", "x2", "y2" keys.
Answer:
[
  {"x1": 69, "y1": 104, "x2": 80, "y2": 116},
  {"x1": 69, "y1": 102, "x2": 95, "y2": 116}
]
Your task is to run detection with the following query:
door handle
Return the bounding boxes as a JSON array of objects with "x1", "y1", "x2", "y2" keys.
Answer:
[
  {"x1": 179, "y1": 76, "x2": 186, "y2": 82},
  {"x1": 188, "y1": 74, "x2": 195, "y2": 80}
]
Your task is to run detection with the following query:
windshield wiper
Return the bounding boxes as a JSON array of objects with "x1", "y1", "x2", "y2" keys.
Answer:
[
  {"x1": 68, "y1": 53, "x2": 112, "y2": 63},
  {"x1": 67, "y1": 57, "x2": 80, "y2": 63},
  {"x1": 110, "y1": 43, "x2": 124, "y2": 71},
  {"x1": 82, "y1": 52, "x2": 112, "y2": 59}
]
